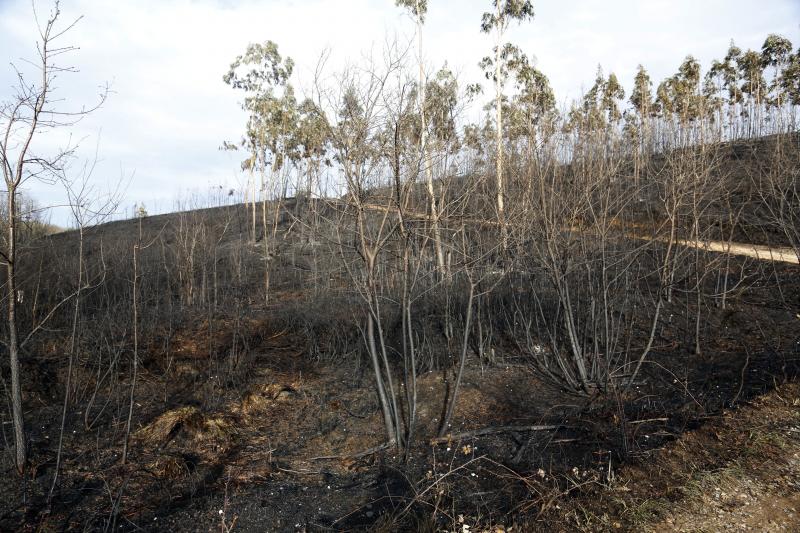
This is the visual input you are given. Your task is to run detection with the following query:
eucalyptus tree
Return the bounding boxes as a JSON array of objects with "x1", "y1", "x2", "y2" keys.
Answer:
[
  {"x1": 737, "y1": 48, "x2": 767, "y2": 136},
  {"x1": 675, "y1": 56, "x2": 704, "y2": 123},
  {"x1": 778, "y1": 47, "x2": 800, "y2": 107},
  {"x1": 419, "y1": 66, "x2": 461, "y2": 256},
  {"x1": 424, "y1": 67, "x2": 461, "y2": 154},
  {"x1": 479, "y1": 0, "x2": 535, "y2": 250},
  {"x1": 224, "y1": 41, "x2": 299, "y2": 303},
  {"x1": 630, "y1": 65, "x2": 655, "y2": 125},
  {"x1": 224, "y1": 40, "x2": 295, "y2": 235},
  {"x1": 508, "y1": 60, "x2": 555, "y2": 146},
  {"x1": 629, "y1": 65, "x2": 655, "y2": 179},
  {"x1": 602, "y1": 73, "x2": 625, "y2": 127},
  {"x1": 292, "y1": 98, "x2": 330, "y2": 283},
  {"x1": 704, "y1": 60, "x2": 729, "y2": 138},
  {"x1": 395, "y1": 0, "x2": 448, "y2": 275},
  {"x1": 656, "y1": 56, "x2": 704, "y2": 146},
  {"x1": 293, "y1": 98, "x2": 330, "y2": 198},
  {"x1": 461, "y1": 121, "x2": 490, "y2": 176},
  {"x1": 569, "y1": 67, "x2": 607, "y2": 135},
  {"x1": 601, "y1": 72, "x2": 625, "y2": 153},
  {"x1": 568, "y1": 67, "x2": 625, "y2": 154},
  {"x1": 760, "y1": 34, "x2": 795, "y2": 131},
  {"x1": 506, "y1": 60, "x2": 555, "y2": 202},
  {"x1": 761, "y1": 35, "x2": 793, "y2": 105},
  {"x1": 719, "y1": 43, "x2": 746, "y2": 136}
]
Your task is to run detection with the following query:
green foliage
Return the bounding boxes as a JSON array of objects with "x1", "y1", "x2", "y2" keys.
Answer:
[
  {"x1": 395, "y1": 0, "x2": 428, "y2": 21},
  {"x1": 779, "y1": 49, "x2": 800, "y2": 105},
  {"x1": 721, "y1": 43, "x2": 745, "y2": 104},
  {"x1": 223, "y1": 41, "x2": 293, "y2": 94},
  {"x1": 479, "y1": 43, "x2": 526, "y2": 86},
  {"x1": 480, "y1": 0, "x2": 535, "y2": 33},
  {"x1": 761, "y1": 34, "x2": 794, "y2": 106},
  {"x1": 424, "y1": 67, "x2": 460, "y2": 145},
  {"x1": 507, "y1": 60, "x2": 555, "y2": 140},
  {"x1": 568, "y1": 67, "x2": 625, "y2": 132},
  {"x1": 703, "y1": 60, "x2": 727, "y2": 113},
  {"x1": 224, "y1": 41, "x2": 300, "y2": 173},
  {"x1": 602, "y1": 72, "x2": 625, "y2": 123},
  {"x1": 737, "y1": 49, "x2": 766, "y2": 104},
  {"x1": 293, "y1": 99, "x2": 330, "y2": 164},
  {"x1": 656, "y1": 56, "x2": 705, "y2": 123},
  {"x1": 630, "y1": 65, "x2": 655, "y2": 118},
  {"x1": 333, "y1": 85, "x2": 380, "y2": 170},
  {"x1": 760, "y1": 34, "x2": 793, "y2": 69}
]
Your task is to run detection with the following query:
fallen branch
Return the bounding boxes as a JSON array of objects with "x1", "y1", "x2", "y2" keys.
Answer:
[
  {"x1": 430, "y1": 425, "x2": 560, "y2": 445},
  {"x1": 629, "y1": 417, "x2": 669, "y2": 425},
  {"x1": 276, "y1": 466, "x2": 326, "y2": 475}
]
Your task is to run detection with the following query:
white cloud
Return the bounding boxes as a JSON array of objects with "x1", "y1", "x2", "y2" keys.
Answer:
[{"x1": 1, "y1": 0, "x2": 798, "y2": 225}]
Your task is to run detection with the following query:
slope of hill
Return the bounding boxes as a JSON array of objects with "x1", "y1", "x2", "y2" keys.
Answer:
[{"x1": 1, "y1": 134, "x2": 798, "y2": 531}]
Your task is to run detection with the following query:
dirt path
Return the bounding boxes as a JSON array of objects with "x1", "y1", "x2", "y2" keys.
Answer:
[
  {"x1": 644, "y1": 235, "x2": 798, "y2": 265},
  {"x1": 358, "y1": 202, "x2": 799, "y2": 265},
  {"x1": 696, "y1": 240, "x2": 797, "y2": 264}
]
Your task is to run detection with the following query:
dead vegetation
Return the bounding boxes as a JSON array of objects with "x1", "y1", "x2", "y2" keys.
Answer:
[{"x1": 1, "y1": 2, "x2": 800, "y2": 531}]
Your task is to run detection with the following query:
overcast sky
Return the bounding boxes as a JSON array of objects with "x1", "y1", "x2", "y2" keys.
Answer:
[{"x1": 1, "y1": 0, "x2": 798, "y2": 226}]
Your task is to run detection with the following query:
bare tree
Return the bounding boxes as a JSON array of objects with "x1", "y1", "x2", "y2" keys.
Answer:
[{"x1": 0, "y1": 1, "x2": 105, "y2": 474}]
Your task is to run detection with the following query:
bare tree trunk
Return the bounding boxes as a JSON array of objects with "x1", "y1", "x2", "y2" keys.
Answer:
[
  {"x1": 366, "y1": 311, "x2": 395, "y2": 442},
  {"x1": 50, "y1": 224, "x2": 84, "y2": 499},
  {"x1": 439, "y1": 280, "x2": 475, "y2": 438},
  {"x1": 122, "y1": 219, "x2": 142, "y2": 464},
  {"x1": 415, "y1": 6, "x2": 446, "y2": 275},
  {"x1": 494, "y1": 41, "x2": 507, "y2": 251},
  {"x1": 6, "y1": 189, "x2": 25, "y2": 474}
]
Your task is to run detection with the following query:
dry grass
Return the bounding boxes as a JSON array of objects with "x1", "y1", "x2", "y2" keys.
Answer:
[
  {"x1": 237, "y1": 383, "x2": 298, "y2": 417},
  {"x1": 136, "y1": 405, "x2": 237, "y2": 446},
  {"x1": 148, "y1": 455, "x2": 192, "y2": 479}
]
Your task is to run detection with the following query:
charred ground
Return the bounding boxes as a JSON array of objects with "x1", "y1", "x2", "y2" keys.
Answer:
[{"x1": 0, "y1": 133, "x2": 798, "y2": 531}]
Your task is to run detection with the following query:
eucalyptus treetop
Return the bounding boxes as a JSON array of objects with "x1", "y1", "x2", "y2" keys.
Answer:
[
  {"x1": 224, "y1": 41, "x2": 294, "y2": 93},
  {"x1": 761, "y1": 34, "x2": 793, "y2": 72},
  {"x1": 507, "y1": 58, "x2": 555, "y2": 142},
  {"x1": 480, "y1": 0, "x2": 535, "y2": 34},
  {"x1": 570, "y1": 67, "x2": 607, "y2": 132},
  {"x1": 761, "y1": 34, "x2": 793, "y2": 107},
  {"x1": 569, "y1": 67, "x2": 624, "y2": 133},
  {"x1": 779, "y1": 47, "x2": 800, "y2": 105},
  {"x1": 704, "y1": 59, "x2": 728, "y2": 114},
  {"x1": 478, "y1": 0, "x2": 534, "y2": 87},
  {"x1": 602, "y1": 73, "x2": 626, "y2": 125},
  {"x1": 422, "y1": 67, "x2": 460, "y2": 146},
  {"x1": 293, "y1": 99, "x2": 330, "y2": 165},
  {"x1": 720, "y1": 43, "x2": 745, "y2": 105},
  {"x1": 223, "y1": 41, "x2": 298, "y2": 173},
  {"x1": 630, "y1": 65, "x2": 656, "y2": 120},
  {"x1": 656, "y1": 56, "x2": 704, "y2": 123},
  {"x1": 395, "y1": 0, "x2": 427, "y2": 21},
  {"x1": 737, "y1": 49, "x2": 767, "y2": 107}
]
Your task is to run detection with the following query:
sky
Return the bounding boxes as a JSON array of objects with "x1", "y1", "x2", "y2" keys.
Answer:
[{"x1": 1, "y1": 0, "x2": 798, "y2": 226}]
